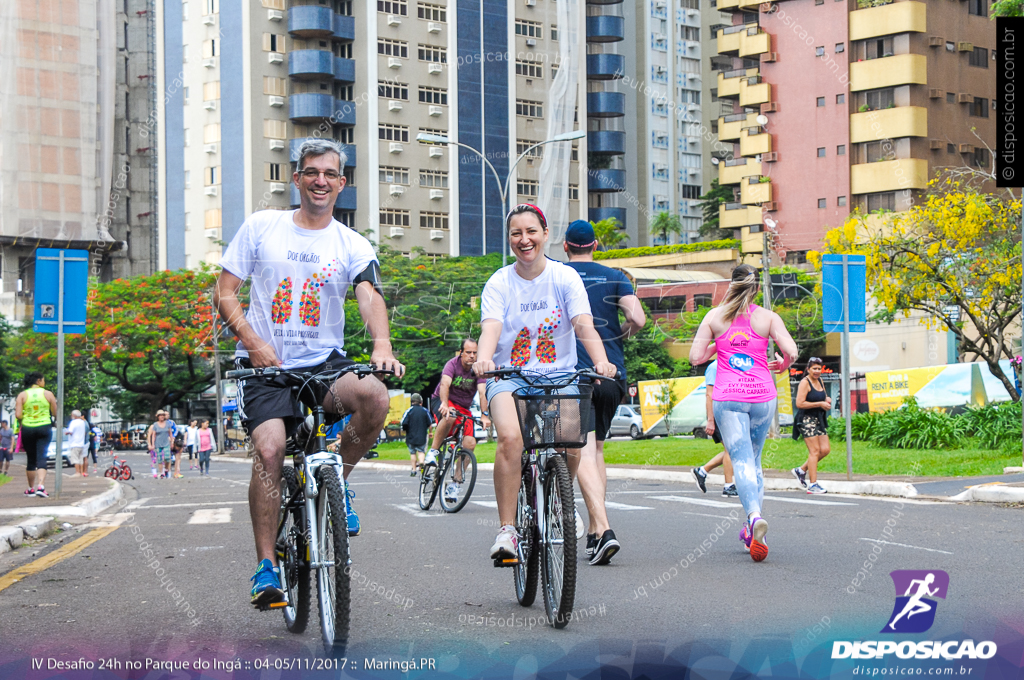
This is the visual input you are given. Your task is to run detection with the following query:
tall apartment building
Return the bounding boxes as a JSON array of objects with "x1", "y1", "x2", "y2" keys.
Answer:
[
  {"x1": 157, "y1": 0, "x2": 588, "y2": 265},
  {"x1": 711, "y1": 0, "x2": 996, "y2": 265}
]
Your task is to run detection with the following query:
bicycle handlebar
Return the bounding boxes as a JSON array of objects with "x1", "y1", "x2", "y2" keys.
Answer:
[
  {"x1": 225, "y1": 364, "x2": 394, "y2": 382},
  {"x1": 480, "y1": 366, "x2": 620, "y2": 387}
]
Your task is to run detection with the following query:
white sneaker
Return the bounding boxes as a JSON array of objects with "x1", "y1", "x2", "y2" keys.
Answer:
[
  {"x1": 807, "y1": 482, "x2": 827, "y2": 495},
  {"x1": 490, "y1": 525, "x2": 519, "y2": 560},
  {"x1": 423, "y1": 449, "x2": 438, "y2": 467},
  {"x1": 574, "y1": 509, "x2": 585, "y2": 540},
  {"x1": 444, "y1": 482, "x2": 459, "y2": 503}
]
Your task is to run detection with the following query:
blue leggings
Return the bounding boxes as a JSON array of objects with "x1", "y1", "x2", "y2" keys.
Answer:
[
  {"x1": 713, "y1": 400, "x2": 775, "y2": 518},
  {"x1": 198, "y1": 449, "x2": 212, "y2": 473}
]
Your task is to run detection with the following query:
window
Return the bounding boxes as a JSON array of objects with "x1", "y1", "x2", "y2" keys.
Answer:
[
  {"x1": 418, "y1": 127, "x2": 446, "y2": 143},
  {"x1": 516, "y1": 99, "x2": 543, "y2": 118},
  {"x1": 973, "y1": 147, "x2": 990, "y2": 168},
  {"x1": 864, "y1": 140, "x2": 892, "y2": 162},
  {"x1": 184, "y1": 170, "x2": 191, "y2": 188},
  {"x1": 516, "y1": 59, "x2": 544, "y2": 79},
  {"x1": 946, "y1": 41, "x2": 956, "y2": 52},
  {"x1": 785, "y1": 251, "x2": 809, "y2": 265},
  {"x1": 838, "y1": 195, "x2": 847, "y2": 207},
  {"x1": 378, "y1": 123, "x2": 409, "y2": 142},
  {"x1": 205, "y1": 209, "x2": 221, "y2": 228},
  {"x1": 203, "y1": 0, "x2": 218, "y2": 13},
  {"x1": 420, "y1": 211, "x2": 449, "y2": 230},
  {"x1": 517, "y1": 179, "x2": 539, "y2": 197},
  {"x1": 516, "y1": 140, "x2": 543, "y2": 158},
  {"x1": 947, "y1": 143, "x2": 956, "y2": 154},
  {"x1": 377, "y1": 0, "x2": 407, "y2": 15},
  {"x1": 182, "y1": 2, "x2": 189, "y2": 20},
  {"x1": 817, "y1": 147, "x2": 826, "y2": 157},
  {"x1": 261, "y1": 0, "x2": 285, "y2": 7},
  {"x1": 836, "y1": 93, "x2": 845, "y2": 104},
  {"x1": 969, "y1": 97, "x2": 989, "y2": 117},
  {"x1": 815, "y1": 46, "x2": 824, "y2": 56},
  {"x1": 835, "y1": 42, "x2": 845, "y2": 53},
  {"x1": 184, "y1": 212, "x2": 190, "y2": 230},
  {"x1": 334, "y1": 42, "x2": 352, "y2": 58},
  {"x1": 203, "y1": 81, "x2": 220, "y2": 100},
  {"x1": 694, "y1": 294, "x2": 713, "y2": 309},
  {"x1": 182, "y1": 86, "x2": 189, "y2": 104},
  {"x1": 837, "y1": 144, "x2": 846, "y2": 155},
  {"x1": 261, "y1": 34, "x2": 284, "y2": 52},
  {"x1": 378, "y1": 80, "x2": 408, "y2": 100},
  {"x1": 515, "y1": 19, "x2": 543, "y2": 38},
  {"x1": 551, "y1": 25, "x2": 558, "y2": 40},
  {"x1": 182, "y1": 45, "x2": 188, "y2": 64},
  {"x1": 866, "y1": 192, "x2": 895, "y2": 212},
  {"x1": 266, "y1": 163, "x2": 282, "y2": 181},
  {"x1": 865, "y1": 88, "x2": 895, "y2": 110},
  {"x1": 378, "y1": 38, "x2": 408, "y2": 58},
  {"x1": 205, "y1": 166, "x2": 220, "y2": 185},
  {"x1": 379, "y1": 166, "x2": 409, "y2": 184},
  {"x1": 203, "y1": 38, "x2": 218, "y2": 57},
  {"x1": 681, "y1": 26, "x2": 700, "y2": 41},
  {"x1": 865, "y1": 37, "x2": 893, "y2": 60},
  {"x1": 569, "y1": 184, "x2": 578, "y2": 200},
  {"x1": 651, "y1": 295, "x2": 686, "y2": 313},
  {"x1": 969, "y1": 47, "x2": 989, "y2": 67},
  {"x1": 818, "y1": 198, "x2": 827, "y2": 209},
  {"x1": 418, "y1": 44, "x2": 446, "y2": 63},
  {"x1": 335, "y1": 84, "x2": 353, "y2": 100},
  {"x1": 947, "y1": 92, "x2": 956, "y2": 103},
  {"x1": 417, "y1": 2, "x2": 446, "y2": 21},
  {"x1": 263, "y1": 119, "x2": 287, "y2": 139},
  {"x1": 419, "y1": 169, "x2": 448, "y2": 188},
  {"x1": 380, "y1": 209, "x2": 410, "y2": 227},
  {"x1": 184, "y1": 128, "x2": 190, "y2": 146},
  {"x1": 263, "y1": 77, "x2": 286, "y2": 96},
  {"x1": 681, "y1": 185, "x2": 701, "y2": 199},
  {"x1": 816, "y1": 97, "x2": 825, "y2": 107},
  {"x1": 203, "y1": 123, "x2": 220, "y2": 143},
  {"x1": 968, "y1": 0, "x2": 987, "y2": 16},
  {"x1": 418, "y1": 86, "x2": 447, "y2": 104},
  {"x1": 336, "y1": 127, "x2": 354, "y2": 144}
]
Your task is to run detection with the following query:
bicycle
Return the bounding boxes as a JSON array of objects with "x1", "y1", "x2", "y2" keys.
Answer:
[
  {"x1": 225, "y1": 363, "x2": 391, "y2": 656},
  {"x1": 104, "y1": 456, "x2": 133, "y2": 480},
  {"x1": 417, "y1": 410, "x2": 479, "y2": 513},
  {"x1": 486, "y1": 367, "x2": 601, "y2": 629}
]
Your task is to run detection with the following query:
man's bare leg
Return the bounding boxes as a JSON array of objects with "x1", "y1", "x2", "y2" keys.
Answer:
[
  {"x1": 577, "y1": 433, "x2": 610, "y2": 535},
  {"x1": 327, "y1": 373, "x2": 390, "y2": 480},
  {"x1": 250, "y1": 419, "x2": 286, "y2": 564},
  {"x1": 430, "y1": 414, "x2": 454, "y2": 452}
]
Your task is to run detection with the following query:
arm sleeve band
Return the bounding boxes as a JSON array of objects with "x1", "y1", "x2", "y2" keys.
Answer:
[{"x1": 352, "y1": 261, "x2": 385, "y2": 300}]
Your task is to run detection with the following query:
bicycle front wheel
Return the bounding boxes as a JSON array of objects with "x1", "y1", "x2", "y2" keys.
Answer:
[
  {"x1": 514, "y1": 469, "x2": 539, "y2": 607},
  {"x1": 418, "y1": 460, "x2": 440, "y2": 511},
  {"x1": 315, "y1": 466, "x2": 351, "y2": 656},
  {"x1": 104, "y1": 467, "x2": 117, "y2": 479},
  {"x1": 280, "y1": 466, "x2": 310, "y2": 634},
  {"x1": 439, "y1": 448, "x2": 477, "y2": 513},
  {"x1": 119, "y1": 465, "x2": 132, "y2": 481},
  {"x1": 541, "y1": 454, "x2": 577, "y2": 628}
]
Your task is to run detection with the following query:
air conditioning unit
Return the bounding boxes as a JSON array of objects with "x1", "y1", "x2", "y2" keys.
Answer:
[
  {"x1": 761, "y1": 101, "x2": 778, "y2": 113},
  {"x1": 929, "y1": 139, "x2": 943, "y2": 150},
  {"x1": 428, "y1": 22, "x2": 442, "y2": 33},
  {"x1": 389, "y1": 184, "x2": 404, "y2": 196},
  {"x1": 204, "y1": 100, "x2": 217, "y2": 111},
  {"x1": 429, "y1": 189, "x2": 444, "y2": 200},
  {"x1": 267, "y1": 9, "x2": 283, "y2": 20},
  {"x1": 957, "y1": 93, "x2": 973, "y2": 103},
  {"x1": 526, "y1": 38, "x2": 536, "y2": 47},
  {"x1": 958, "y1": 143, "x2": 975, "y2": 153},
  {"x1": 928, "y1": 36, "x2": 943, "y2": 47},
  {"x1": 428, "y1": 63, "x2": 443, "y2": 74},
  {"x1": 270, "y1": 183, "x2": 286, "y2": 193},
  {"x1": 202, "y1": 14, "x2": 215, "y2": 25},
  {"x1": 388, "y1": 100, "x2": 403, "y2": 111},
  {"x1": 387, "y1": 14, "x2": 402, "y2": 26},
  {"x1": 389, "y1": 226, "x2": 404, "y2": 238},
  {"x1": 202, "y1": 58, "x2": 216, "y2": 68},
  {"x1": 763, "y1": 201, "x2": 779, "y2": 211},
  {"x1": 389, "y1": 142, "x2": 403, "y2": 154},
  {"x1": 269, "y1": 95, "x2": 285, "y2": 107},
  {"x1": 388, "y1": 57, "x2": 402, "y2": 69},
  {"x1": 269, "y1": 139, "x2": 285, "y2": 151},
  {"x1": 429, "y1": 146, "x2": 443, "y2": 158},
  {"x1": 957, "y1": 41, "x2": 973, "y2": 52},
  {"x1": 428, "y1": 105, "x2": 443, "y2": 117},
  {"x1": 760, "y1": 52, "x2": 778, "y2": 63},
  {"x1": 525, "y1": 0, "x2": 536, "y2": 6},
  {"x1": 763, "y1": 151, "x2": 778, "y2": 162},
  {"x1": 204, "y1": 186, "x2": 218, "y2": 196},
  {"x1": 929, "y1": 88, "x2": 943, "y2": 98},
  {"x1": 205, "y1": 228, "x2": 220, "y2": 239},
  {"x1": 204, "y1": 143, "x2": 217, "y2": 154},
  {"x1": 268, "y1": 52, "x2": 284, "y2": 64},
  {"x1": 430, "y1": 229, "x2": 445, "y2": 240}
]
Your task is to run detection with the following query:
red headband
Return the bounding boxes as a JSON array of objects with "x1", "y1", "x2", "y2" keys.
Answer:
[{"x1": 506, "y1": 203, "x2": 547, "y2": 231}]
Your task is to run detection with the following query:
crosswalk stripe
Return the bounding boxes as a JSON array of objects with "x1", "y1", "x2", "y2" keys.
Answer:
[
  {"x1": 762, "y1": 495, "x2": 857, "y2": 506},
  {"x1": 647, "y1": 495, "x2": 736, "y2": 509},
  {"x1": 470, "y1": 500, "x2": 498, "y2": 508},
  {"x1": 391, "y1": 504, "x2": 444, "y2": 517},
  {"x1": 572, "y1": 499, "x2": 652, "y2": 510},
  {"x1": 187, "y1": 508, "x2": 233, "y2": 524}
]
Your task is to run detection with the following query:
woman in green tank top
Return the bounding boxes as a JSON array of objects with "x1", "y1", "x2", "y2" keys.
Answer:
[{"x1": 15, "y1": 371, "x2": 56, "y2": 497}]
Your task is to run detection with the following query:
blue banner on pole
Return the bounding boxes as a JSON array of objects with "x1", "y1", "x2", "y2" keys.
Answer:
[
  {"x1": 33, "y1": 249, "x2": 89, "y2": 335},
  {"x1": 822, "y1": 254, "x2": 866, "y2": 333}
]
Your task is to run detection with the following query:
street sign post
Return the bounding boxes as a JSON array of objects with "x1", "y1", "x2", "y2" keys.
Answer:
[
  {"x1": 822, "y1": 254, "x2": 866, "y2": 480},
  {"x1": 34, "y1": 249, "x2": 89, "y2": 499}
]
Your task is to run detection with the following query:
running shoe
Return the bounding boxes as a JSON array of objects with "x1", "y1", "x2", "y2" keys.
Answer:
[
  {"x1": 344, "y1": 481, "x2": 360, "y2": 536},
  {"x1": 250, "y1": 558, "x2": 284, "y2": 607},
  {"x1": 490, "y1": 525, "x2": 519, "y2": 560},
  {"x1": 574, "y1": 509, "x2": 585, "y2": 540},
  {"x1": 444, "y1": 482, "x2": 459, "y2": 504},
  {"x1": 174, "y1": 474, "x2": 184, "y2": 479},
  {"x1": 722, "y1": 484, "x2": 738, "y2": 497},
  {"x1": 739, "y1": 523, "x2": 751, "y2": 553},
  {"x1": 807, "y1": 482, "x2": 827, "y2": 495},
  {"x1": 24, "y1": 487, "x2": 35, "y2": 495},
  {"x1": 749, "y1": 517, "x2": 769, "y2": 562},
  {"x1": 791, "y1": 467, "x2": 807, "y2": 489},
  {"x1": 35, "y1": 487, "x2": 48, "y2": 498},
  {"x1": 409, "y1": 469, "x2": 417, "y2": 477},
  {"x1": 423, "y1": 449, "x2": 438, "y2": 467},
  {"x1": 585, "y1": 533, "x2": 598, "y2": 558},
  {"x1": 589, "y1": 529, "x2": 620, "y2": 566},
  {"x1": 692, "y1": 467, "x2": 708, "y2": 493}
]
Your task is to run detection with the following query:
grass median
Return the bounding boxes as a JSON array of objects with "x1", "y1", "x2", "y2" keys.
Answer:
[{"x1": 371, "y1": 438, "x2": 1018, "y2": 478}]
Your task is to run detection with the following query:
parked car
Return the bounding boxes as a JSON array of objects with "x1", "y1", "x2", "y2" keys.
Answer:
[
  {"x1": 45, "y1": 429, "x2": 72, "y2": 469},
  {"x1": 607, "y1": 405, "x2": 646, "y2": 439}
]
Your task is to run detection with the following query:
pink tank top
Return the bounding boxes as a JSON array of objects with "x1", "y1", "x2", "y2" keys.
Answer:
[{"x1": 713, "y1": 305, "x2": 775, "y2": 403}]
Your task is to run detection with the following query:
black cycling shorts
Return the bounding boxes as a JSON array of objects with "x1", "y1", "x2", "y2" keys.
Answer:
[
  {"x1": 22, "y1": 424, "x2": 52, "y2": 472},
  {"x1": 590, "y1": 379, "x2": 626, "y2": 442},
  {"x1": 235, "y1": 351, "x2": 354, "y2": 438}
]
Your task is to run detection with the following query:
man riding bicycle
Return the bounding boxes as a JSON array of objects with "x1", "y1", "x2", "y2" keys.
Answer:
[
  {"x1": 215, "y1": 138, "x2": 405, "y2": 608},
  {"x1": 425, "y1": 338, "x2": 491, "y2": 503}
]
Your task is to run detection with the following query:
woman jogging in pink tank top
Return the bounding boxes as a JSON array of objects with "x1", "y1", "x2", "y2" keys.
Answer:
[{"x1": 689, "y1": 265, "x2": 798, "y2": 562}]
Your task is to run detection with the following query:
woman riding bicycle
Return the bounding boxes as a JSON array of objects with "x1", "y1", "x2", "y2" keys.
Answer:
[{"x1": 473, "y1": 204, "x2": 616, "y2": 562}]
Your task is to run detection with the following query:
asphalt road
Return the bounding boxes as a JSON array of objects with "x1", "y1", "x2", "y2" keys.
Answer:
[{"x1": 0, "y1": 451, "x2": 1020, "y2": 677}]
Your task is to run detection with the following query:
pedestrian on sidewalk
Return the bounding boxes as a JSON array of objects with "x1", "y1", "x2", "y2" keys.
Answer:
[
  {"x1": 65, "y1": 410, "x2": 90, "y2": 477},
  {"x1": 401, "y1": 394, "x2": 432, "y2": 477},
  {"x1": 563, "y1": 220, "x2": 647, "y2": 566},
  {"x1": 171, "y1": 418, "x2": 185, "y2": 478},
  {"x1": 147, "y1": 411, "x2": 174, "y2": 479},
  {"x1": 15, "y1": 371, "x2": 57, "y2": 498},
  {"x1": 0, "y1": 420, "x2": 13, "y2": 477},
  {"x1": 86, "y1": 417, "x2": 100, "y2": 474},
  {"x1": 690, "y1": 265, "x2": 798, "y2": 562},
  {"x1": 197, "y1": 419, "x2": 216, "y2": 475},
  {"x1": 186, "y1": 419, "x2": 199, "y2": 470},
  {"x1": 792, "y1": 357, "x2": 832, "y2": 495},
  {"x1": 693, "y1": 359, "x2": 737, "y2": 497}
]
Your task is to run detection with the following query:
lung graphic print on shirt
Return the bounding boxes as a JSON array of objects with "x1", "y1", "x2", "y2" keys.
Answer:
[
  {"x1": 535, "y1": 305, "x2": 563, "y2": 364},
  {"x1": 271, "y1": 278, "x2": 294, "y2": 324},
  {"x1": 298, "y1": 260, "x2": 343, "y2": 326},
  {"x1": 510, "y1": 327, "x2": 532, "y2": 367}
]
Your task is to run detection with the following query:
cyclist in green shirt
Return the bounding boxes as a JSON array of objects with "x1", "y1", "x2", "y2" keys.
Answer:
[{"x1": 15, "y1": 371, "x2": 57, "y2": 498}]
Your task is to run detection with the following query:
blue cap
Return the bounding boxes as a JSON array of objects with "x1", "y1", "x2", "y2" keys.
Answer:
[{"x1": 565, "y1": 220, "x2": 596, "y2": 248}]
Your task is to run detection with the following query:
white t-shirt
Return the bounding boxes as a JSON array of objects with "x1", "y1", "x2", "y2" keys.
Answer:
[
  {"x1": 186, "y1": 425, "x2": 199, "y2": 447},
  {"x1": 220, "y1": 209, "x2": 378, "y2": 369},
  {"x1": 480, "y1": 259, "x2": 592, "y2": 374},
  {"x1": 66, "y1": 418, "x2": 88, "y2": 447}
]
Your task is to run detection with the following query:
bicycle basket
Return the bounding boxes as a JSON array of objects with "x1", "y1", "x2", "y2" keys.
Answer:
[{"x1": 512, "y1": 383, "x2": 594, "y2": 450}]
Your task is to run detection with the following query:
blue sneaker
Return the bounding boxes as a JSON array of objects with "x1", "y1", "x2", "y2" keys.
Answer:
[
  {"x1": 344, "y1": 481, "x2": 360, "y2": 536},
  {"x1": 250, "y1": 558, "x2": 284, "y2": 607}
]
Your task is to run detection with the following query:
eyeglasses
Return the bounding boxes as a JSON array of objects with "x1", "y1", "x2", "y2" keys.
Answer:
[
  {"x1": 299, "y1": 168, "x2": 342, "y2": 181},
  {"x1": 808, "y1": 357, "x2": 823, "y2": 365}
]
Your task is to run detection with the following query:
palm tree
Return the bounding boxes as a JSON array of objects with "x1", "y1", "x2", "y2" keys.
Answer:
[
  {"x1": 650, "y1": 211, "x2": 683, "y2": 245},
  {"x1": 591, "y1": 217, "x2": 628, "y2": 250}
]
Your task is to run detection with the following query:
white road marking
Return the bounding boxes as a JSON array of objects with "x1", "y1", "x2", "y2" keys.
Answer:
[
  {"x1": 682, "y1": 511, "x2": 741, "y2": 520},
  {"x1": 763, "y1": 495, "x2": 857, "y2": 506},
  {"x1": 647, "y1": 495, "x2": 737, "y2": 509},
  {"x1": 123, "y1": 499, "x2": 151, "y2": 510},
  {"x1": 188, "y1": 508, "x2": 233, "y2": 524},
  {"x1": 571, "y1": 499, "x2": 652, "y2": 510},
  {"x1": 391, "y1": 504, "x2": 445, "y2": 517},
  {"x1": 134, "y1": 500, "x2": 250, "y2": 509},
  {"x1": 859, "y1": 538, "x2": 953, "y2": 555},
  {"x1": 470, "y1": 500, "x2": 499, "y2": 508}
]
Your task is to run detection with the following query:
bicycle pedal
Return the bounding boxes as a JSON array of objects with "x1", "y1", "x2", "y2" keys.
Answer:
[
  {"x1": 493, "y1": 558, "x2": 519, "y2": 567},
  {"x1": 268, "y1": 601, "x2": 288, "y2": 609}
]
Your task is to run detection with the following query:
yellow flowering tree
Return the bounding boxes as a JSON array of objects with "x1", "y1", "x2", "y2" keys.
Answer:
[{"x1": 811, "y1": 186, "x2": 1022, "y2": 401}]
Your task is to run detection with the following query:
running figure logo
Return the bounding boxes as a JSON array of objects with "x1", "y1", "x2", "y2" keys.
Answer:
[{"x1": 882, "y1": 570, "x2": 949, "y2": 634}]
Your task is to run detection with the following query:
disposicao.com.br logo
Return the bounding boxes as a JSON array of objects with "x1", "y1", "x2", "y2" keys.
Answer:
[{"x1": 832, "y1": 570, "x2": 997, "y2": 661}]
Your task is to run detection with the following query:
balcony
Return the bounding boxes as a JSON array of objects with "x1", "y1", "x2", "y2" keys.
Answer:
[
  {"x1": 586, "y1": 53, "x2": 626, "y2": 80},
  {"x1": 741, "y1": 227, "x2": 764, "y2": 255},
  {"x1": 333, "y1": 99, "x2": 356, "y2": 125},
  {"x1": 288, "y1": 5, "x2": 333, "y2": 38},
  {"x1": 850, "y1": 106, "x2": 927, "y2": 143},
  {"x1": 288, "y1": 50, "x2": 334, "y2": 80},
  {"x1": 589, "y1": 206, "x2": 627, "y2": 229},
  {"x1": 288, "y1": 184, "x2": 357, "y2": 210},
  {"x1": 289, "y1": 93, "x2": 335, "y2": 122},
  {"x1": 588, "y1": 130, "x2": 625, "y2": 155},
  {"x1": 850, "y1": 158, "x2": 928, "y2": 194},
  {"x1": 716, "y1": 25, "x2": 771, "y2": 57},
  {"x1": 740, "y1": 177, "x2": 772, "y2": 204},
  {"x1": 740, "y1": 76, "x2": 771, "y2": 107},
  {"x1": 717, "y1": 112, "x2": 759, "y2": 141},
  {"x1": 740, "y1": 128, "x2": 772, "y2": 156},
  {"x1": 289, "y1": 138, "x2": 356, "y2": 167},
  {"x1": 850, "y1": 54, "x2": 927, "y2": 92},
  {"x1": 718, "y1": 157, "x2": 762, "y2": 185},
  {"x1": 716, "y1": 0, "x2": 740, "y2": 8},
  {"x1": 716, "y1": 68, "x2": 757, "y2": 98},
  {"x1": 587, "y1": 168, "x2": 626, "y2": 192},
  {"x1": 850, "y1": 1, "x2": 925, "y2": 41},
  {"x1": 587, "y1": 91, "x2": 625, "y2": 117},
  {"x1": 333, "y1": 56, "x2": 355, "y2": 83},
  {"x1": 586, "y1": 15, "x2": 625, "y2": 43},
  {"x1": 333, "y1": 13, "x2": 355, "y2": 40},
  {"x1": 719, "y1": 203, "x2": 763, "y2": 229},
  {"x1": 587, "y1": 0, "x2": 623, "y2": 5}
]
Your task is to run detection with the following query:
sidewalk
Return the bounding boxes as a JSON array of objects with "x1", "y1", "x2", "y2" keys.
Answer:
[{"x1": 0, "y1": 463, "x2": 123, "y2": 518}]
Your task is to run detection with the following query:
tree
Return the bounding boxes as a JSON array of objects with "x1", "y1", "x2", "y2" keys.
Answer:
[
  {"x1": 650, "y1": 211, "x2": 683, "y2": 245},
  {"x1": 697, "y1": 179, "x2": 735, "y2": 240},
  {"x1": 623, "y1": 301, "x2": 691, "y2": 382},
  {"x1": 811, "y1": 185, "x2": 1022, "y2": 401},
  {"x1": 991, "y1": 0, "x2": 1022, "y2": 16},
  {"x1": 592, "y1": 217, "x2": 628, "y2": 250}
]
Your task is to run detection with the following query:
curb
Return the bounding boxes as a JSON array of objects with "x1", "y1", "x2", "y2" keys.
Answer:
[
  {"x1": 0, "y1": 480, "x2": 123, "y2": 518},
  {"x1": 947, "y1": 485, "x2": 1024, "y2": 503}
]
